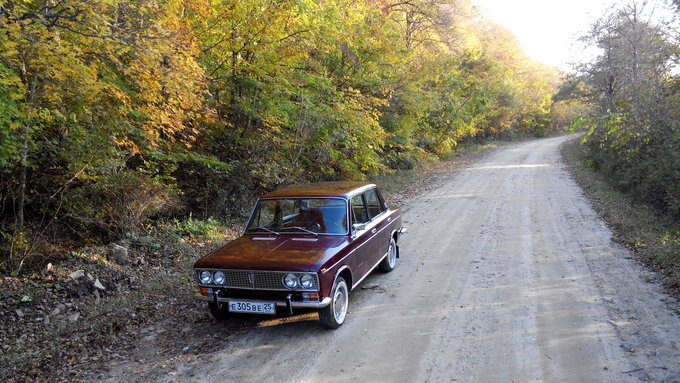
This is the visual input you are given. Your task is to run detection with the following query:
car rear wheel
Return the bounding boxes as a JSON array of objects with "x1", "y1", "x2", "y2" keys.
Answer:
[
  {"x1": 208, "y1": 302, "x2": 229, "y2": 321},
  {"x1": 378, "y1": 237, "x2": 397, "y2": 272},
  {"x1": 319, "y1": 277, "x2": 348, "y2": 329}
]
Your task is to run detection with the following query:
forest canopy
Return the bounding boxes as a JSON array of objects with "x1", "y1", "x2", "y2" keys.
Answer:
[{"x1": 0, "y1": 0, "x2": 559, "y2": 273}]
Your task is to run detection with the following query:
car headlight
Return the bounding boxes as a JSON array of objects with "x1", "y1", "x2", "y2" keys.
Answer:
[
  {"x1": 213, "y1": 271, "x2": 225, "y2": 285},
  {"x1": 300, "y1": 273, "x2": 315, "y2": 289},
  {"x1": 199, "y1": 270, "x2": 212, "y2": 284},
  {"x1": 283, "y1": 273, "x2": 298, "y2": 289}
]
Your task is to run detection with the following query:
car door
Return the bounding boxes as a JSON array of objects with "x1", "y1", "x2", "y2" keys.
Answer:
[
  {"x1": 350, "y1": 193, "x2": 377, "y2": 278},
  {"x1": 364, "y1": 188, "x2": 390, "y2": 266}
]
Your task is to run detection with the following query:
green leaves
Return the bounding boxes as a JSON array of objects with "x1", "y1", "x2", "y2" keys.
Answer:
[
  {"x1": 573, "y1": 2, "x2": 679, "y2": 219},
  {"x1": 0, "y1": 0, "x2": 559, "y2": 268}
]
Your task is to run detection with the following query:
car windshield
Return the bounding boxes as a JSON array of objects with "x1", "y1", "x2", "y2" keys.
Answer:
[{"x1": 246, "y1": 198, "x2": 348, "y2": 235}]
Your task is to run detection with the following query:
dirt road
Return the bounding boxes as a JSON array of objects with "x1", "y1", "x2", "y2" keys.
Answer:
[{"x1": 106, "y1": 136, "x2": 680, "y2": 382}]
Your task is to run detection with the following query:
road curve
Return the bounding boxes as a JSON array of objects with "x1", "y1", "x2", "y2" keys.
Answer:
[{"x1": 151, "y1": 136, "x2": 680, "y2": 382}]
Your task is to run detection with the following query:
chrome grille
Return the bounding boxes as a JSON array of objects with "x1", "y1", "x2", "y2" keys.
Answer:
[
  {"x1": 254, "y1": 271, "x2": 283, "y2": 290},
  {"x1": 199, "y1": 269, "x2": 319, "y2": 291},
  {"x1": 225, "y1": 270, "x2": 251, "y2": 289}
]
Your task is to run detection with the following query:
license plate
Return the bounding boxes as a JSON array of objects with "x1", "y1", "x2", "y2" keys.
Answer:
[{"x1": 228, "y1": 300, "x2": 276, "y2": 315}]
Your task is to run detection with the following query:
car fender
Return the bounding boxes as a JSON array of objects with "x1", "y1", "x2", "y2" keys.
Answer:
[{"x1": 333, "y1": 265, "x2": 353, "y2": 291}]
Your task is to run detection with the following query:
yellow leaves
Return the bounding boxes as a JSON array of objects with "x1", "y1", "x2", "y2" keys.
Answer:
[
  {"x1": 0, "y1": 74, "x2": 25, "y2": 101},
  {"x1": 115, "y1": 138, "x2": 141, "y2": 154},
  {"x1": 184, "y1": 0, "x2": 212, "y2": 17},
  {"x1": 0, "y1": 0, "x2": 557, "y2": 184}
]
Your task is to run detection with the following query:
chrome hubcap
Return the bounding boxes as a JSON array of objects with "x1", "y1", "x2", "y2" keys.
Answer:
[
  {"x1": 333, "y1": 282, "x2": 348, "y2": 323},
  {"x1": 388, "y1": 241, "x2": 396, "y2": 267}
]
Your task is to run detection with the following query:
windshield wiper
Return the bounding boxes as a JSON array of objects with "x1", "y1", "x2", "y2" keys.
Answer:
[
  {"x1": 282, "y1": 226, "x2": 319, "y2": 237},
  {"x1": 249, "y1": 226, "x2": 280, "y2": 236}
]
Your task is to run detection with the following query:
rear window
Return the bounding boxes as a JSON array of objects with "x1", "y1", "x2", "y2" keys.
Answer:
[{"x1": 364, "y1": 189, "x2": 385, "y2": 219}]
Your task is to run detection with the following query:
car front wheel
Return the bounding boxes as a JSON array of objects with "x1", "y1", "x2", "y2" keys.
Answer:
[{"x1": 319, "y1": 277, "x2": 349, "y2": 329}]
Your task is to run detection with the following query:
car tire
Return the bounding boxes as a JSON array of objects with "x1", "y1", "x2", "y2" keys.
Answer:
[
  {"x1": 208, "y1": 302, "x2": 229, "y2": 321},
  {"x1": 378, "y1": 237, "x2": 397, "y2": 272},
  {"x1": 319, "y1": 277, "x2": 349, "y2": 329}
]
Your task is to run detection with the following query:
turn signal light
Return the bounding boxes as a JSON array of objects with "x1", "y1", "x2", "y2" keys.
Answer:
[
  {"x1": 302, "y1": 292, "x2": 320, "y2": 301},
  {"x1": 199, "y1": 287, "x2": 209, "y2": 296}
]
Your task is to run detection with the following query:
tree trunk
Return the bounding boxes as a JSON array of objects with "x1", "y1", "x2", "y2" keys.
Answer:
[{"x1": 16, "y1": 70, "x2": 38, "y2": 233}]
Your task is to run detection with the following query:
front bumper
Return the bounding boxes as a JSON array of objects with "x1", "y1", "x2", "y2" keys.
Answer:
[{"x1": 194, "y1": 293, "x2": 331, "y2": 310}]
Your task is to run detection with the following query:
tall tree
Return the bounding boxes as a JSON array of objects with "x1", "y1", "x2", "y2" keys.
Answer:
[{"x1": 575, "y1": 0, "x2": 679, "y2": 217}]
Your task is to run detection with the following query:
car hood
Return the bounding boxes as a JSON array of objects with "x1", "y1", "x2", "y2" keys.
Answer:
[{"x1": 194, "y1": 235, "x2": 347, "y2": 272}]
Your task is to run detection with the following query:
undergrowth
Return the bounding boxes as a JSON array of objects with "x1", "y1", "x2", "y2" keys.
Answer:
[{"x1": 562, "y1": 137, "x2": 680, "y2": 295}]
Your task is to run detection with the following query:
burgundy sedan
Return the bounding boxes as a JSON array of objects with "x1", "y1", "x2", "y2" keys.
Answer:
[{"x1": 194, "y1": 181, "x2": 404, "y2": 328}]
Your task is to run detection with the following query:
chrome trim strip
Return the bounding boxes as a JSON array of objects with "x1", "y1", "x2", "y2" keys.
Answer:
[
  {"x1": 371, "y1": 209, "x2": 388, "y2": 221},
  {"x1": 288, "y1": 297, "x2": 332, "y2": 309},
  {"x1": 194, "y1": 295, "x2": 332, "y2": 309},
  {"x1": 243, "y1": 202, "x2": 259, "y2": 236},
  {"x1": 195, "y1": 269, "x2": 320, "y2": 292},
  {"x1": 206, "y1": 285, "x2": 299, "y2": 292},
  {"x1": 244, "y1": 197, "x2": 350, "y2": 236},
  {"x1": 323, "y1": 249, "x2": 356, "y2": 274},
  {"x1": 346, "y1": 184, "x2": 378, "y2": 200},
  {"x1": 351, "y1": 250, "x2": 389, "y2": 291},
  {"x1": 252, "y1": 237, "x2": 277, "y2": 241},
  {"x1": 291, "y1": 238, "x2": 318, "y2": 242},
  {"x1": 350, "y1": 219, "x2": 391, "y2": 251},
  {"x1": 322, "y1": 213, "x2": 399, "y2": 274},
  {"x1": 333, "y1": 265, "x2": 353, "y2": 287}
]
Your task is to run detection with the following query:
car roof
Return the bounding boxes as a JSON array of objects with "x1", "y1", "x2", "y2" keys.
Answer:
[{"x1": 261, "y1": 181, "x2": 375, "y2": 199}]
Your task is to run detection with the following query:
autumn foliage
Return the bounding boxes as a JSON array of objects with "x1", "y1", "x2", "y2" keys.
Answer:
[
  {"x1": 0, "y1": 0, "x2": 559, "y2": 273},
  {"x1": 573, "y1": 1, "x2": 679, "y2": 219}
]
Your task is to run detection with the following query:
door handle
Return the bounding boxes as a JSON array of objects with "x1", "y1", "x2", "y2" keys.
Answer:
[
  {"x1": 371, "y1": 228, "x2": 377, "y2": 234},
  {"x1": 387, "y1": 217, "x2": 392, "y2": 222}
]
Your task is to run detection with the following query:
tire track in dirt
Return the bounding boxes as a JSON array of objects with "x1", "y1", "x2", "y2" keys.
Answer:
[{"x1": 102, "y1": 136, "x2": 680, "y2": 383}]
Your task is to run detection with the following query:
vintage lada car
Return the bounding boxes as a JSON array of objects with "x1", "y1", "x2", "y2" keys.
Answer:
[{"x1": 193, "y1": 181, "x2": 404, "y2": 328}]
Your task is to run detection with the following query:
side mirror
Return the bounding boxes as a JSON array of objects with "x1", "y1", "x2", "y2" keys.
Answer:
[{"x1": 351, "y1": 223, "x2": 365, "y2": 238}]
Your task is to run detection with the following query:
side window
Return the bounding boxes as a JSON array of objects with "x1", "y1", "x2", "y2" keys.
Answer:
[
  {"x1": 351, "y1": 194, "x2": 369, "y2": 224},
  {"x1": 375, "y1": 188, "x2": 387, "y2": 209},
  {"x1": 364, "y1": 189, "x2": 385, "y2": 219}
]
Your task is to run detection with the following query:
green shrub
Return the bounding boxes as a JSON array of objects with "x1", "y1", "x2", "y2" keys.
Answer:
[
  {"x1": 168, "y1": 216, "x2": 226, "y2": 241},
  {"x1": 65, "y1": 169, "x2": 179, "y2": 238},
  {"x1": 579, "y1": 115, "x2": 680, "y2": 220}
]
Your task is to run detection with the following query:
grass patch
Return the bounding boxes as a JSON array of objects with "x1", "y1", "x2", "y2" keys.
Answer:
[
  {"x1": 158, "y1": 216, "x2": 231, "y2": 242},
  {"x1": 561, "y1": 137, "x2": 680, "y2": 295}
]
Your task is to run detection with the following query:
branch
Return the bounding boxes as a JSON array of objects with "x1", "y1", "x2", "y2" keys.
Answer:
[
  {"x1": 201, "y1": 35, "x2": 228, "y2": 54},
  {"x1": 260, "y1": 29, "x2": 309, "y2": 44},
  {"x1": 4, "y1": 1, "x2": 169, "y2": 47},
  {"x1": 53, "y1": 22, "x2": 122, "y2": 41}
]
